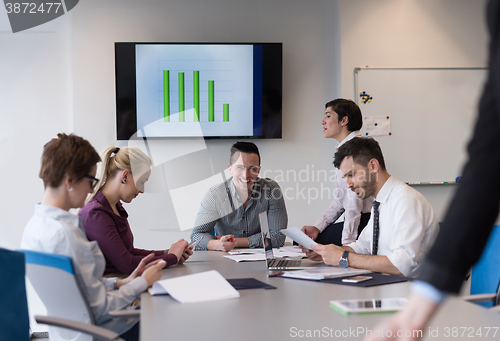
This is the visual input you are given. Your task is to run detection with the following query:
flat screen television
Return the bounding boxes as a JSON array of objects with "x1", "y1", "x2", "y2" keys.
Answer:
[{"x1": 115, "y1": 42, "x2": 282, "y2": 140}]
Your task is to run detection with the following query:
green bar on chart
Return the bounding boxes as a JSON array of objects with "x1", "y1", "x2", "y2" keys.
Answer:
[
  {"x1": 163, "y1": 70, "x2": 170, "y2": 122},
  {"x1": 193, "y1": 71, "x2": 200, "y2": 122},
  {"x1": 208, "y1": 80, "x2": 214, "y2": 122},
  {"x1": 223, "y1": 104, "x2": 229, "y2": 122},
  {"x1": 178, "y1": 72, "x2": 185, "y2": 122}
]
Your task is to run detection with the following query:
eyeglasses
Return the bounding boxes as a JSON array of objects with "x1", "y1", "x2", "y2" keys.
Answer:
[{"x1": 83, "y1": 175, "x2": 99, "y2": 189}]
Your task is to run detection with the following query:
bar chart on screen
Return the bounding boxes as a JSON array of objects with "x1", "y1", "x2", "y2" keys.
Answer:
[
  {"x1": 161, "y1": 70, "x2": 230, "y2": 123},
  {"x1": 136, "y1": 44, "x2": 254, "y2": 137}
]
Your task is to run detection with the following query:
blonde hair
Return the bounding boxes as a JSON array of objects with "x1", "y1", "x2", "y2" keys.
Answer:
[{"x1": 86, "y1": 146, "x2": 152, "y2": 203}]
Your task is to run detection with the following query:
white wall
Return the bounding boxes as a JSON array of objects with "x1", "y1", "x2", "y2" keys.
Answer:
[
  {"x1": 0, "y1": 8, "x2": 73, "y2": 332},
  {"x1": 0, "y1": 7, "x2": 73, "y2": 248},
  {"x1": 339, "y1": 0, "x2": 489, "y2": 219}
]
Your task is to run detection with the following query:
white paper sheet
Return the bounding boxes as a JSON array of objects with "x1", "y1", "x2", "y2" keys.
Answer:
[
  {"x1": 224, "y1": 249, "x2": 306, "y2": 262},
  {"x1": 148, "y1": 270, "x2": 240, "y2": 303},
  {"x1": 223, "y1": 254, "x2": 266, "y2": 262},
  {"x1": 227, "y1": 249, "x2": 264, "y2": 255},
  {"x1": 279, "y1": 245, "x2": 304, "y2": 253},
  {"x1": 281, "y1": 227, "x2": 318, "y2": 250},
  {"x1": 275, "y1": 250, "x2": 307, "y2": 258},
  {"x1": 282, "y1": 267, "x2": 371, "y2": 280},
  {"x1": 361, "y1": 116, "x2": 391, "y2": 137}
]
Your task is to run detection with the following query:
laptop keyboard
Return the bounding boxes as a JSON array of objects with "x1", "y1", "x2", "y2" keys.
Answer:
[{"x1": 269, "y1": 259, "x2": 301, "y2": 268}]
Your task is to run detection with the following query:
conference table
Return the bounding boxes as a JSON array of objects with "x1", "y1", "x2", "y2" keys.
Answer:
[{"x1": 141, "y1": 250, "x2": 500, "y2": 341}]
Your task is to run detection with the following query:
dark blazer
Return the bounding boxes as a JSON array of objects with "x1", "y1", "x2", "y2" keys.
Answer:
[{"x1": 418, "y1": 0, "x2": 500, "y2": 293}]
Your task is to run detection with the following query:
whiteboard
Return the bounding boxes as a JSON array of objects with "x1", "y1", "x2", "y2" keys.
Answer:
[{"x1": 354, "y1": 68, "x2": 487, "y2": 183}]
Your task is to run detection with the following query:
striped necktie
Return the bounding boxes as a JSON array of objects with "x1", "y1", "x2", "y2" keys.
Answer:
[{"x1": 372, "y1": 201, "x2": 380, "y2": 255}]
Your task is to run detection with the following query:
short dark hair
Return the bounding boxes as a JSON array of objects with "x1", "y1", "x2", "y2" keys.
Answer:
[
  {"x1": 333, "y1": 137, "x2": 386, "y2": 171},
  {"x1": 325, "y1": 98, "x2": 363, "y2": 132},
  {"x1": 230, "y1": 141, "x2": 261, "y2": 165},
  {"x1": 39, "y1": 133, "x2": 101, "y2": 188}
]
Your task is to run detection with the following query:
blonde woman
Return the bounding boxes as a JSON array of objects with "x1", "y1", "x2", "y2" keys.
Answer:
[
  {"x1": 21, "y1": 134, "x2": 166, "y2": 340},
  {"x1": 79, "y1": 146, "x2": 192, "y2": 276}
]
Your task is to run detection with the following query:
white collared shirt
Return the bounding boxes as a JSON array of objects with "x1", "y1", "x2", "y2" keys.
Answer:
[
  {"x1": 21, "y1": 205, "x2": 147, "y2": 335},
  {"x1": 349, "y1": 176, "x2": 440, "y2": 277},
  {"x1": 314, "y1": 131, "x2": 374, "y2": 243}
]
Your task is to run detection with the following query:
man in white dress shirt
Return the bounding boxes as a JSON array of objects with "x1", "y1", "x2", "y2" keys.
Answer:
[
  {"x1": 306, "y1": 137, "x2": 439, "y2": 277},
  {"x1": 302, "y1": 99, "x2": 373, "y2": 246}
]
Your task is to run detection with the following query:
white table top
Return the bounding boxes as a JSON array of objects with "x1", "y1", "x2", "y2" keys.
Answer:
[{"x1": 140, "y1": 250, "x2": 500, "y2": 341}]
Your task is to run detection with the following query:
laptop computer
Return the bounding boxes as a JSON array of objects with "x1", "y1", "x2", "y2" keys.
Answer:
[{"x1": 259, "y1": 211, "x2": 316, "y2": 270}]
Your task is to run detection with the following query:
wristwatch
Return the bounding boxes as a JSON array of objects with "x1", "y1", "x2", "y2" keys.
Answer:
[{"x1": 339, "y1": 250, "x2": 350, "y2": 268}]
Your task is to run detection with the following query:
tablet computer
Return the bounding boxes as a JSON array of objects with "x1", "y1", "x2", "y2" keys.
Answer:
[{"x1": 329, "y1": 298, "x2": 408, "y2": 315}]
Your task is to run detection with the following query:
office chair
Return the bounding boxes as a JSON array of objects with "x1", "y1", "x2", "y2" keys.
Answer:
[
  {"x1": 0, "y1": 248, "x2": 124, "y2": 341},
  {"x1": 461, "y1": 224, "x2": 500, "y2": 311},
  {"x1": 20, "y1": 249, "x2": 131, "y2": 341},
  {"x1": 0, "y1": 247, "x2": 30, "y2": 340}
]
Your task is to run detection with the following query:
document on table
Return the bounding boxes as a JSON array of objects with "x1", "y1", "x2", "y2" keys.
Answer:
[
  {"x1": 277, "y1": 250, "x2": 306, "y2": 258},
  {"x1": 281, "y1": 227, "x2": 318, "y2": 250},
  {"x1": 228, "y1": 247, "x2": 304, "y2": 255},
  {"x1": 279, "y1": 245, "x2": 304, "y2": 253},
  {"x1": 281, "y1": 267, "x2": 371, "y2": 280},
  {"x1": 224, "y1": 253, "x2": 266, "y2": 262},
  {"x1": 148, "y1": 270, "x2": 240, "y2": 303},
  {"x1": 227, "y1": 249, "x2": 264, "y2": 255},
  {"x1": 224, "y1": 249, "x2": 306, "y2": 262}
]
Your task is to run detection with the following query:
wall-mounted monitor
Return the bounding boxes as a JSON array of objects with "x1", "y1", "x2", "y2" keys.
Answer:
[{"x1": 115, "y1": 42, "x2": 282, "y2": 140}]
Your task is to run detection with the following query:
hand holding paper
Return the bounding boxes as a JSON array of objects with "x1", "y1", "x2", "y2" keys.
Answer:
[{"x1": 281, "y1": 227, "x2": 318, "y2": 250}]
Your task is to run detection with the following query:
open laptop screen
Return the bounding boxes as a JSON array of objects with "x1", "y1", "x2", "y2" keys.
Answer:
[{"x1": 258, "y1": 211, "x2": 274, "y2": 261}]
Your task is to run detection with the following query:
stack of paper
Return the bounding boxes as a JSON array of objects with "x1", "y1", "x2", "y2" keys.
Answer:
[
  {"x1": 224, "y1": 249, "x2": 306, "y2": 262},
  {"x1": 282, "y1": 267, "x2": 371, "y2": 280},
  {"x1": 276, "y1": 249, "x2": 307, "y2": 258},
  {"x1": 227, "y1": 249, "x2": 264, "y2": 255},
  {"x1": 223, "y1": 254, "x2": 266, "y2": 262},
  {"x1": 148, "y1": 270, "x2": 240, "y2": 303},
  {"x1": 279, "y1": 245, "x2": 304, "y2": 253}
]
